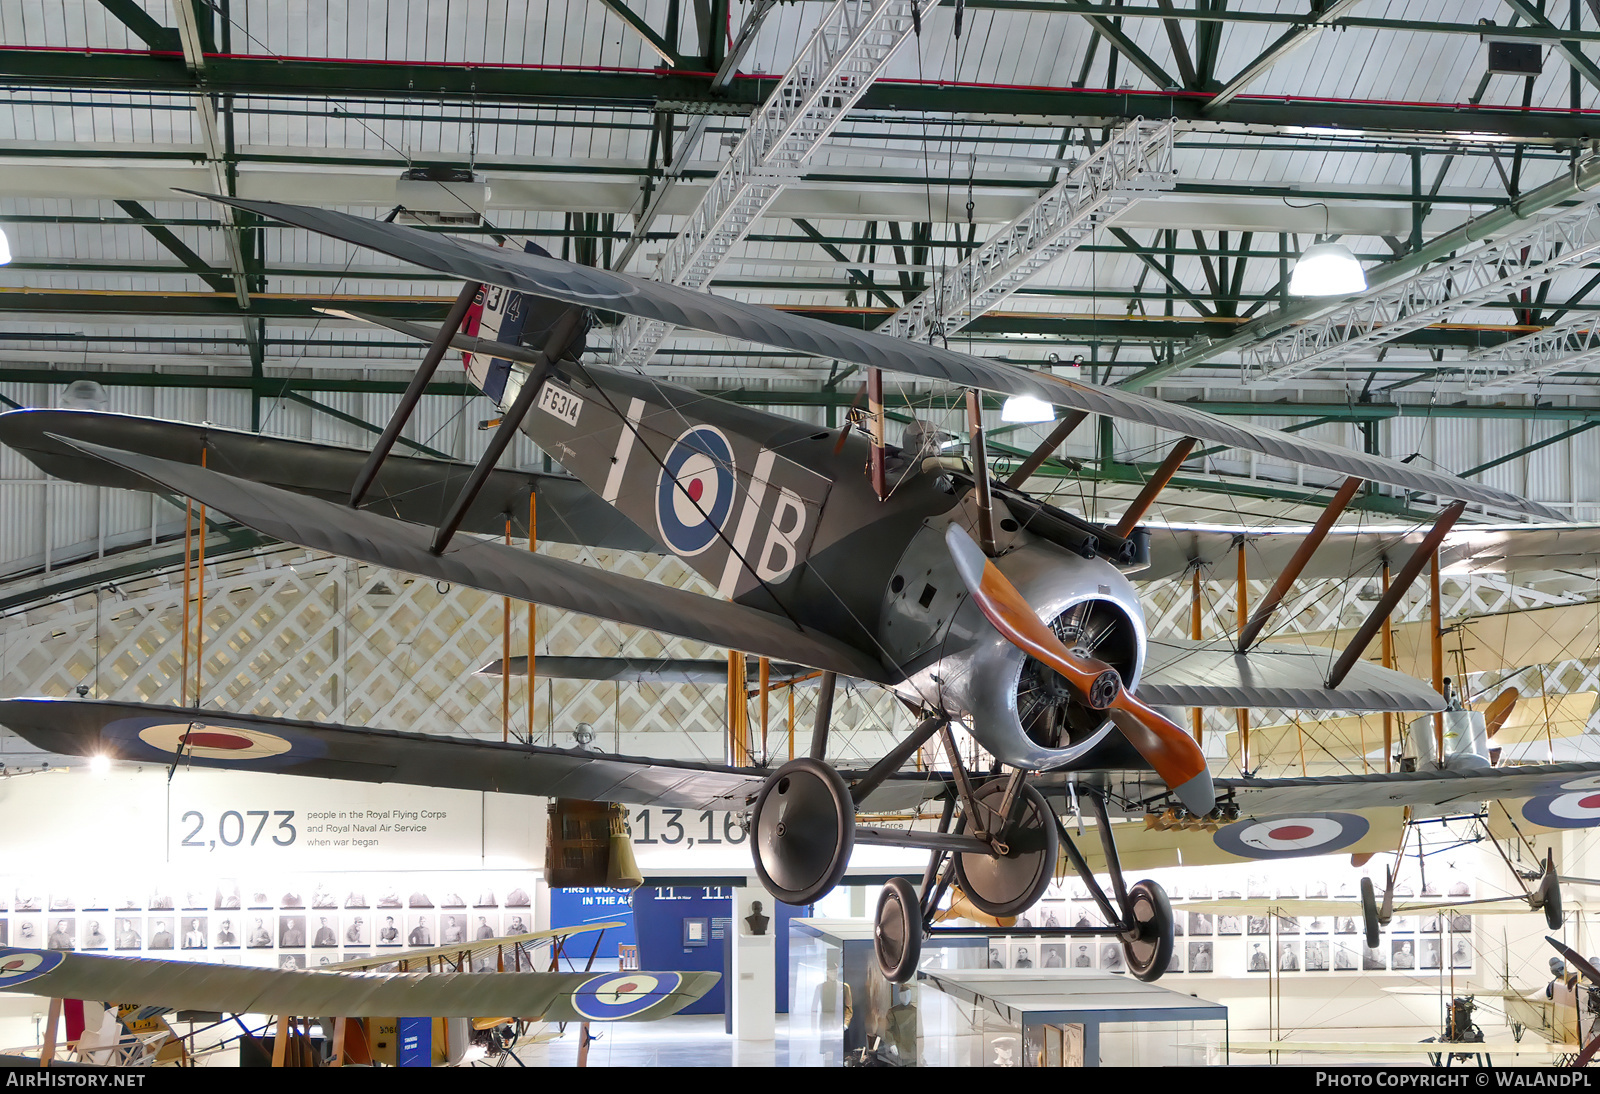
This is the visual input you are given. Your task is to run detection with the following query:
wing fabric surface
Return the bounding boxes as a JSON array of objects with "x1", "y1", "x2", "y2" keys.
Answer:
[
  {"x1": 0, "y1": 409, "x2": 659, "y2": 553},
  {"x1": 1140, "y1": 523, "x2": 1600, "y2": 582},
  {"x1": 476, "y1": 655, "x2": 817, "y2": 685},
  {"x1": 59, "y1": 440, "x2": 887, "y2": 681},
  {"x1": 324, "y1": 923, "x2": 624, "y2": 971},
  {"x1": 197, "y1": 194, "x2": 1560, "y2": 521},
  {"x1": 0, "y1": 948, "x2": 716, "y2": 1021},
  {"x1": 1138, "y1": 637, "x2": 1445, "y2": 712},
  {"x1": 0, "y1": 699, "x2": 943, "y2": 813},
  {"x1": 1219, "y1": 761, "x2": 1600, "y2": 813}
]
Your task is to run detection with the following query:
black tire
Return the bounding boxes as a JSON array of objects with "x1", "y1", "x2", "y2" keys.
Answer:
[
  {"x1": 1121, "y1": 879, "x2": 1175, "y2": 982},
  {"x1": 750, "y1": 757, "x2": 855, "y2": 906},
  {"x1": 1360, "y1": 876, "x2": 1382, "y2": 949},
  {"x1": 951, "y1": 780, "x2": 1059, "y2": 918},
  {"x1": 874, "y1": 877, "x2": 922, "y2": 984}
]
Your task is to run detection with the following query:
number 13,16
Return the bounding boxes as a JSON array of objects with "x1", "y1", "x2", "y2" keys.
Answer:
[{"x1": 631, "y1": 809, "x2": 745, "y2": 845}]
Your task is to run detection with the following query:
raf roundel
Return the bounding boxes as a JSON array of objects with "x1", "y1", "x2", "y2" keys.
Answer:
[
  {"x1": 0, "y1": 949, "x2": 63, "y2": 987},
  {"x1": 1522, "y1": 776, "x2": 1600, "y2": 829},
  {"x1": 572, "y1": 972, "x2": 681, "y2": 1021},
  {"x1": 136, "y1": 722, "x2": 293, "y2": 761},
  {"x1": 656, "y1": 426, "x2": 737, "y2": 557},
  {"x1": 1213, "y1": 812, "x2": 1371, "y2": 860}
]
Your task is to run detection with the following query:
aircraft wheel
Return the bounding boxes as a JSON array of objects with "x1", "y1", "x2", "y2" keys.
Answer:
[
  {"x1": 874, "y1": 877, "x2": 922, "y2": 984},
  {"x1": 951, "y1": 780, "x2": 1059, "y2": 917},
  {"x1": 1360, "y1": 876, "x2": 1382, "y2": 949},
  {"x1": 1120, "y1": 879, "x2": 1175, "y2": 982},
  {"x1": 750, "y1": 757, "x2": 855, "y2": 906}
]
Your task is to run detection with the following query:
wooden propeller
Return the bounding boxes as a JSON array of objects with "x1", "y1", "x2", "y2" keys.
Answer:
[
  {"x1": 945, "y1": 524, "x2": 1215, "y2": 815},
  {"x1": 1482, "y1": 687, "x2": 1519, "y2": 739}
]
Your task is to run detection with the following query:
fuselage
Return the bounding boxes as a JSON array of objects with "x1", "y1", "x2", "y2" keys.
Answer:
[{"x1": 505, "y1": 359, "x2": 1150, "y2": 773}]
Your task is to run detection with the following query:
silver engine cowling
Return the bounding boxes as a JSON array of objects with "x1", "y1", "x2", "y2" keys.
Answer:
[{"x1": 881, "y1": 523, "x2": 1147, "y2": 771}]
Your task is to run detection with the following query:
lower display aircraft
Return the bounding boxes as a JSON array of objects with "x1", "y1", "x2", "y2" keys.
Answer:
[
  {"x1": 5, "y1": 194, "x2": 1600, "y2": 986},
  {"x1": 0, "y1": 923, "x2": 711, "y2": 1067}
]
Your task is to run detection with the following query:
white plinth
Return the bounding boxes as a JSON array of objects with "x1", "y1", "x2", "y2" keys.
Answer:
[{"x1": 730, "y1": 896, "x2": 776, "y2": 1041}]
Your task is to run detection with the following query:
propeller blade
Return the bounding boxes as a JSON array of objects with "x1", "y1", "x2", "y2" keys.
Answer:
[
  {"x1": 1483, "y1": 687, "x2": 1519, "y2": 739},
  {"x1": 945, "y1": 523, "x2": 1214, "y2": 814},
  {"x1": 1546, "y1": 935, "x2": 1600, "y2": 987}
]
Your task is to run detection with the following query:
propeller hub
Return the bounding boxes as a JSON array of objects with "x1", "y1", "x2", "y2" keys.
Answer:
[{"x1": 1087, "y1": 669, "x2": 1121, "y2": 710}]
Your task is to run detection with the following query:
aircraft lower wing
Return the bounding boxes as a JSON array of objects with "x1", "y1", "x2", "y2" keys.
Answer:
[
  {"x1": 0, "y1": 698, "x2": 943, "y2": 814},
  {"x1": 1181, "y1": 897, "x2": 1535, "y2": 917},
  {"x1": 476, "y1": 655, "x2": 818, "y2": 686},
  {"x1": 0, "y1": 947, "x2": 716, "y2": 1021},
  {"x1": 1229, "y1": 1040, "x2": 1564, "y2": 1059},
  {"x1": 1138, "y1": 637, "x2": 1444, "y2": 712},
  {"x1": 1222, "y1": 763, "x2": 1600, "y2": 814},
  {"x1": 0, "y1": 408, "x2": 659, "y2": 553},
  {"x1": 1140, "y1": 522, "x2": 1600, "y2": 582},
  {"x1": 191, "y1": 194, "x2": 1561, "y2": 523},
  {"x1": 59, "y1": 440, "x2": 888, "y2": 682},
  {"x1": 325, "y1": 922, "x2": 625, "y2": 972}
]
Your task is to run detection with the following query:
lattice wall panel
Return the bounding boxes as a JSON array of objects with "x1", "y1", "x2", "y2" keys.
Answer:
[{"x1": 0, "y1": 543, "x2": 912, "y2": 765}]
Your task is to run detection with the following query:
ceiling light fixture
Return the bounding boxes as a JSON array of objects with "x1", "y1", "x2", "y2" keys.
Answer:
[
  {"x1": 1001, "y1": 395, "x2": 1056, "y2": 423},
  {"x1": 0, "y1": 227, "x2": 11, "y2": 266},
  {"x1": 1285, "y1": 199, "x2": 1365, "y2": 297}
]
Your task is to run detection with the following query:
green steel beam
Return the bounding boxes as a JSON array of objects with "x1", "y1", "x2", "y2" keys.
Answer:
[
  {"x1": 591, "y1": 0, "x2": 684, "y2": 65},
  {"x1": 94, "y1": 0, "x2": 182, "y2": 51},
  {"x1": 1073, "y1": 10, "x2": 1180, "y2": 89},
  {"x1": 281, "y1": 391, "x2": 454, "y2": 461},
  {"x1": 1457, "y1": 420, "x2": 1600, "y2": 478},
  {"x1": 113, "y1": 199, "x2": 234, "y2": 295},
  {"x1": 1498, "y1": 0, "x2": 1600, "y2": 95},
  {"x1": 3, "y1": 50, "x2": 1598, "y2": 142}
]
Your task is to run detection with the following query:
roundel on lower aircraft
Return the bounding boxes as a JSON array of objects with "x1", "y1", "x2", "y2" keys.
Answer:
[
  {"x1": 1213, "y1": 812, "x2": 1371, "y2": 860},
  {"x1": 656, "y1": 427, "x2": 737, "y2": 556},
  {"x1": 571, "y1": 972, "x2": 681, "y2": 1021},
  {"x1": 103, "y1": 715, "x2": 321, "y2": 769},
  {"x1": 0, "y1": 949, "x2": 63, "y2": 987},
  {"x1": 1522, "y1": 777, "x2": 1600, "y2": 829}
]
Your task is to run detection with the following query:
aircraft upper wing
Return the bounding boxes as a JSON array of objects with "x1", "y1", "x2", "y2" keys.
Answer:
[
  {"x1": 192, "y1": 194, "x2": 1562, "y2": 523},
  {"x1": 0, "y1": 947, "x2": 716, "y2": 1021},
  {"x1": 0, "y1": 698, "x2": 944, "y2": 814},
  {"x1": 58, "y1": 439, "x2": 889, "y2": 682},
  {"x1": 0, "y1": 409, "x2": 660, "y2": 553}
]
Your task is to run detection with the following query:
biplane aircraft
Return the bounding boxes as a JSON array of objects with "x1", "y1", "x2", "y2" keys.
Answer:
[
  {"x1": 7, "y1": 192, "x2": 1600, "y2": 988},
  {"x1": 0, "y1": 922, "x2": 713, "y2": 1067}
]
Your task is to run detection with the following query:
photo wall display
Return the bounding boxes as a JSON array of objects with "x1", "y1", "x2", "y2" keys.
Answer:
[
  {"x1": 990, "y1": 862, "x2": 1483, "y2": 979},
  {"x1": 0, "y1": 871, "x2": 540, "y2": 970}
]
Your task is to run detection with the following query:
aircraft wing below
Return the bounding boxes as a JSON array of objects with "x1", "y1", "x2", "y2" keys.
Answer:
[
  {"x1": 1219, "y1": 761, "x2": 1600, "y2": 814},
  {"x1": 1140, "y1": 522, "x2": 1600, "y2": 581},
  {"x1": 59, "y1": 439, "x2": 889, "y2": 682},
  {"x1": 1229, "y1": 1040, "x2": 1563, "y2": 1057},
  {"x1": 195, "y1": 194, "x2": 1561, "y2": 523},
  {"x1": 1181, "y1": 897, "x2": 1534, "y2": 917},
  {"x1": 0, "y1": 698, "x2": 944, "y2": 814},
  {"x1": 0, "y1": 409, "x2": 660, "y2": 553},
  {"x1": 476, "y1": 655, "x2": 819, "y2": 686},
  {"x1": 1138, "y1": 637, "x2": 1444, "y2": 712},
  {"x1": 0, "y1": 947, "x2": 717, "y2": 1021},
  {"x1": 324, "y1": 922, "x2": 625, "y2": 972}
]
